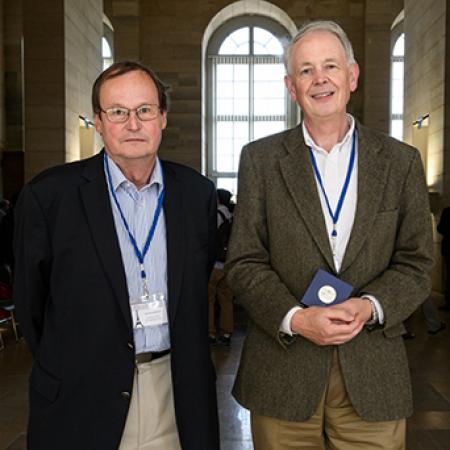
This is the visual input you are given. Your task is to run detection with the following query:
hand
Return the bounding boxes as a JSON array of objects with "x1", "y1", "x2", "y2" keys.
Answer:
[
  {"x1": 333, "y1": 297, "x2": 373, "y2": 326},
  {"x1": 290, "y1": 297, "x2": 371, "y2": 346}
]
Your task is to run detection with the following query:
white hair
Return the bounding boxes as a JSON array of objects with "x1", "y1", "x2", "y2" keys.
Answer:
[{"x1": 284, "y1": 20, "x2": 356, "y2": 75}]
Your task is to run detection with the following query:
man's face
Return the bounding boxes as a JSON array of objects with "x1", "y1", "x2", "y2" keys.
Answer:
[
  {"x1": 284, "y1": 31, "x2": 359, "y2": 124},
  {"x1": 94, "y1": 70, "x2": 167, "y2": 166}
]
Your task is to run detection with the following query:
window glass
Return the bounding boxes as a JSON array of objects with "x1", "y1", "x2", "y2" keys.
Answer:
[
  {"x1": 390, "y1": 33, "x2": 404, "y2": 140},
  {"x1": 253, "y1": 121, "x2": 285, "y2": 140},
  {"x1": 393, "y1": 34, "x2": 404, "y2": 57},
  {"x1": 219, "y1": 28, "x2": 250, "y2": 55},
  {"x1": 102, "y1": 37, "x2": 113, "y2": 70},
  {"x1": 253, "y1": 27, "x2": 283, "y2": 55},
  {"x1": 209, "y1": 21, "x2": 290, "y2": 194},
  {"x1": 391, "y1": 120, "x2": 403, "y2": 141}
]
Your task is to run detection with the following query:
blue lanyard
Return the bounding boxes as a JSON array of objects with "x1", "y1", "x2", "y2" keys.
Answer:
[
  {"x1": 309, "y1": 130, "x2": 356, "y2": 251},
  {"x1": 104, "y1": 153, "x2": 165, "y2": 296}
]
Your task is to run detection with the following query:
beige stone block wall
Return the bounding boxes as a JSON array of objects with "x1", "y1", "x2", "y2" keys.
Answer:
[
  {"x1": 64, "y1": 0, "x2": 103, "y2": 162},
  {"x1": 404, "y1": 0, "x2": 445, "y2": 191},
  {"x1": 23, "y1": 0, "x2": 103, "y2": 181},
  {"x1": 404, "y1": 0, "x2": 447, "y2": 292},
  {"x1": 4, "y1": 0, "x2": 23, "y2": 154},
  {"x1": 23, "y1": 0, "x2": 66, "y2": 181},
  {"x1": 104, "y1": 0, "x2": 140, "y2": 60},
  {"x1": 0, "y1": 0, "x2": 5, "y2": 156},
  {"x1": 0, "y1": 0, "x2": 23, "y2": 198},
  {"x1": 363, "y1": 0, "x2": 403, "y2": 133}
]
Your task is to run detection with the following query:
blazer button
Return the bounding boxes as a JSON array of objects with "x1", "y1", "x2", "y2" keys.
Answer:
[
  {"x1": 127, "y1": 342, "x2": 134, "y2": 350},
  {"x1": 121, "y1": 391, "x2": 131, "y2": 400}
]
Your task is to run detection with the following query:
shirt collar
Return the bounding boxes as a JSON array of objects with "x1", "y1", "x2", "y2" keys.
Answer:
[
  {"x1": 105, "y1": 153, "x2": 163, "y2": 193},
  {"x1": 302, "y1": 114, "x2": 355, "y2": 154}
]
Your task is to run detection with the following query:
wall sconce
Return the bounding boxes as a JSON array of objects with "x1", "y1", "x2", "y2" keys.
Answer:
[
  {"x1": 79, "y1": 115, "x2": 94, "y2": 129},
  {"x1": 412, "y1": 113, "x2": 429, "y2": 129}
]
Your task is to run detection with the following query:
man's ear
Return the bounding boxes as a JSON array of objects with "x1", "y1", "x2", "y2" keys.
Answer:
[
  {"x1": 94, "y1": 114, "x2": 102, "y2": 135},
  {"x1": 349, "y1": 63, "x2": 360, "y2": 93},
  {"x1": 284, "y1": 75, "x2": 298, "y2": 103},
  {"x1": 161, "y1": 111, "x2": 167, "y2": 130}
]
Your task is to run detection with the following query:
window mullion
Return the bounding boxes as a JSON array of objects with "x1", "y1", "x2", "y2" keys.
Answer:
[
  {"x1": 208, "y1": 21, "x2": 291, "y2": 194},
  {"x1": 249, "y1": 57, "x2": 254, "y2": 142},
  {"x1": 212, "y1": 58, "x2": 218, "y2": 173}
]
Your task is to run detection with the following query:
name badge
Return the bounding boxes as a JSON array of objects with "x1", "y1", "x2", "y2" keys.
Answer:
[{"x1": 131, "y1": 292, "x2": 168, "y2": 329}]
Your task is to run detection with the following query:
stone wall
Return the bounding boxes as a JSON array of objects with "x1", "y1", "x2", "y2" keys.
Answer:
[
  {"x1": 23, "y1": 0, "x2": 66, "y2": 181},
  {"x1": 404, "y1": 0, "x2": 445, "y2": 193},
  {"x1": 403, "y1": 0, "x2": 447, "y2": 292},
  {"x1": 22, "y1": 0, "x2": 102, "y2": 182},
  {"x1": 363, "y1": 0, "x2": 403, "y2": 133},
  {"x1": 3, "y1": 0, "x2": 22, "y2": 155},
  {"x1": 64, "y1": 0, "x2": 103, "y2": 162}
]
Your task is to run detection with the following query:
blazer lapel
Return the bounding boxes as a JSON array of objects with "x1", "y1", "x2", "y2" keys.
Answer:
[
  {"x1": 162, "y1": 162, "x2": 185, "y2": 326},
  {"x1": 340, "y1": 123, "x2": 390, "y2": 273},
  {"x1": 79, "y1": 152, "x2": 132, "y2": 330},
  {"x1": 279, "y1": 126, "x2": 336, "y2": 271}
]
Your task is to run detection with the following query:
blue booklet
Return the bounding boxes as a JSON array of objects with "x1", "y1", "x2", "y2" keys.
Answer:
[{"x1": 300, "y1": 269, "x2": 353, "y2": 307}]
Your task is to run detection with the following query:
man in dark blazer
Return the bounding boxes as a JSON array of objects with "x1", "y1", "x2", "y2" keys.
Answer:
[
  {"x1": 14, "y1": 61, "x2": 219, "y2": 449},
  {"x1": 226, "y1": 21, "x2": 433, "y2": 449}
]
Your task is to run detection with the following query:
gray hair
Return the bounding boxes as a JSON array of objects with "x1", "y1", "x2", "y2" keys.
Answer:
[{"x1": 284, "y1": 20, "x2": 356, "y2": 75}]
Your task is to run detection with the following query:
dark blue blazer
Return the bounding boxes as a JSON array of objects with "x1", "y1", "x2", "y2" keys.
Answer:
[{"x1": 14, "y1": 151, "x2": 219, "y2": 450}]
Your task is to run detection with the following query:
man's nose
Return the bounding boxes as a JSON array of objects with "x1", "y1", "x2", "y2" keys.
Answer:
[
  {"x1": 312, "y1": 69, "x2": 328, "y2": 85},
  {"x1": 126, "y1": 110, "x2": 142, "y2": 130}
]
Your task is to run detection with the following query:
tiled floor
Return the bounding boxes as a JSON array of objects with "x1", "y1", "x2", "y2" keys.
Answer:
[{"x1": 1, "y1": 295, "x2": 450, "y2": 449}]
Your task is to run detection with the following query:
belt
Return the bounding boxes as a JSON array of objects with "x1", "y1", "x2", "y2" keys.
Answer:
[{"x1": 135, "y1": 349, "x2": 170, "y2": 364}]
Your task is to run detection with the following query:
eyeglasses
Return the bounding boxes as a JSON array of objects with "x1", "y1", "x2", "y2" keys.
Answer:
[{"x1": 100, "y1": 104, "x2": 162, "y2": 123}]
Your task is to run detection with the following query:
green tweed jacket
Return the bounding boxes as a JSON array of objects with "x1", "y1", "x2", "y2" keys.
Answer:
[{"x1": 226, "y1": 122, "x2": 434, "y2": 422}]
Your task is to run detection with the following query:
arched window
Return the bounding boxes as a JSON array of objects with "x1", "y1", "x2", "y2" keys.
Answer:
[
  {"x1": 102, "y1": 38, "x2": 113, "y2": 70},
  {"x1": 390, "y1": 33, "x2": 404, "y2": 140},
  {"x1": 207, "y1": 17, "x2": 293, "y2": 193},
  {"x1": 102, "y1": 16, "x2": 114, "y2": 70}
]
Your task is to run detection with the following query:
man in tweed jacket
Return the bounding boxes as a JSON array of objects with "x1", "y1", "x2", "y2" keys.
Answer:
[{"x1": 226, "y1": 20, "x2": 433, "y2": 449}]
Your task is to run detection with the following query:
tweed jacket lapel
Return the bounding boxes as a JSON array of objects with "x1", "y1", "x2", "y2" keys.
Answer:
[
  {"x1": 79, "y1": 151, "x2": 132, "y2": 329},
  {"x1": 279, "y1": 126, "x2": 336, "y2": 271},
  {"x1": 340, "y1": 122, "x2": 390, "y2": 273}
]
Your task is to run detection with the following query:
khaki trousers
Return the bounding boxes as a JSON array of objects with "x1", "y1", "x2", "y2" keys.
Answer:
[
  {"x1": 208, "y1": 267, "x2": 234, "y2": 335},
  {"x1": 119, "y1": 355, "x2": 181, "y2": 450},
  {"x1": 252, "y1": 350, "x2": 406, "y2": 450}
]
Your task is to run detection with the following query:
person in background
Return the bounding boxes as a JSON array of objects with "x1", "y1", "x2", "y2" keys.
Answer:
[
  {"x1": 0, "y1": 194, "x2": 17, "y2": 282},
  {"x1": 402, "y1": 296, "x2": 446, "y2": 339},
  {"x1": 14, "y1": 61, "x2": 219, "y2": 450},
  {"x1": 208, "y1": 188, "x2": 234, "y2": 346},
  {"x1": 226, "y1": 20, "x2": 433, "y2": 450}
]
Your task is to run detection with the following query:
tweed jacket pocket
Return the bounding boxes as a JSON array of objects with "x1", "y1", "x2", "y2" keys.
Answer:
[{"x1": 383, "y1": 322, "x2": 406, "y2": 338}]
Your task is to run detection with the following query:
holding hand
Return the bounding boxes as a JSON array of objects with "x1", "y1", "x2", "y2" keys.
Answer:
[{"x1": 290, "y1": 297, "x2": 372, "y2": 346}]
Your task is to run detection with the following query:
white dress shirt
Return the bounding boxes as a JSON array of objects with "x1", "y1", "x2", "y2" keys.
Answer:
[
  {"x1": 105, "y1": 155, "x2": 170, "y2": 353},
  {"x1": 280, "y1": 115, "x2": 384, "y2": 335}
]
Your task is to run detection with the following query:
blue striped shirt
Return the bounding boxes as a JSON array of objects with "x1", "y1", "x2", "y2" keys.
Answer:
[{"x1": 105, "y1": 154, "x2": 170, "y2": 353}]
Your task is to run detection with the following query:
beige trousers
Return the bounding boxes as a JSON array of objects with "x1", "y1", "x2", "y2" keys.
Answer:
[
  {"x1": 252, "y1": 350, "x2": 406, "y2": 450},
  {"x1": 208, "y1": 267, "x2": 234, "y2": 335},
  {"x1": 119, "y1": 355, "x2": 181, "y2": 450}
]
